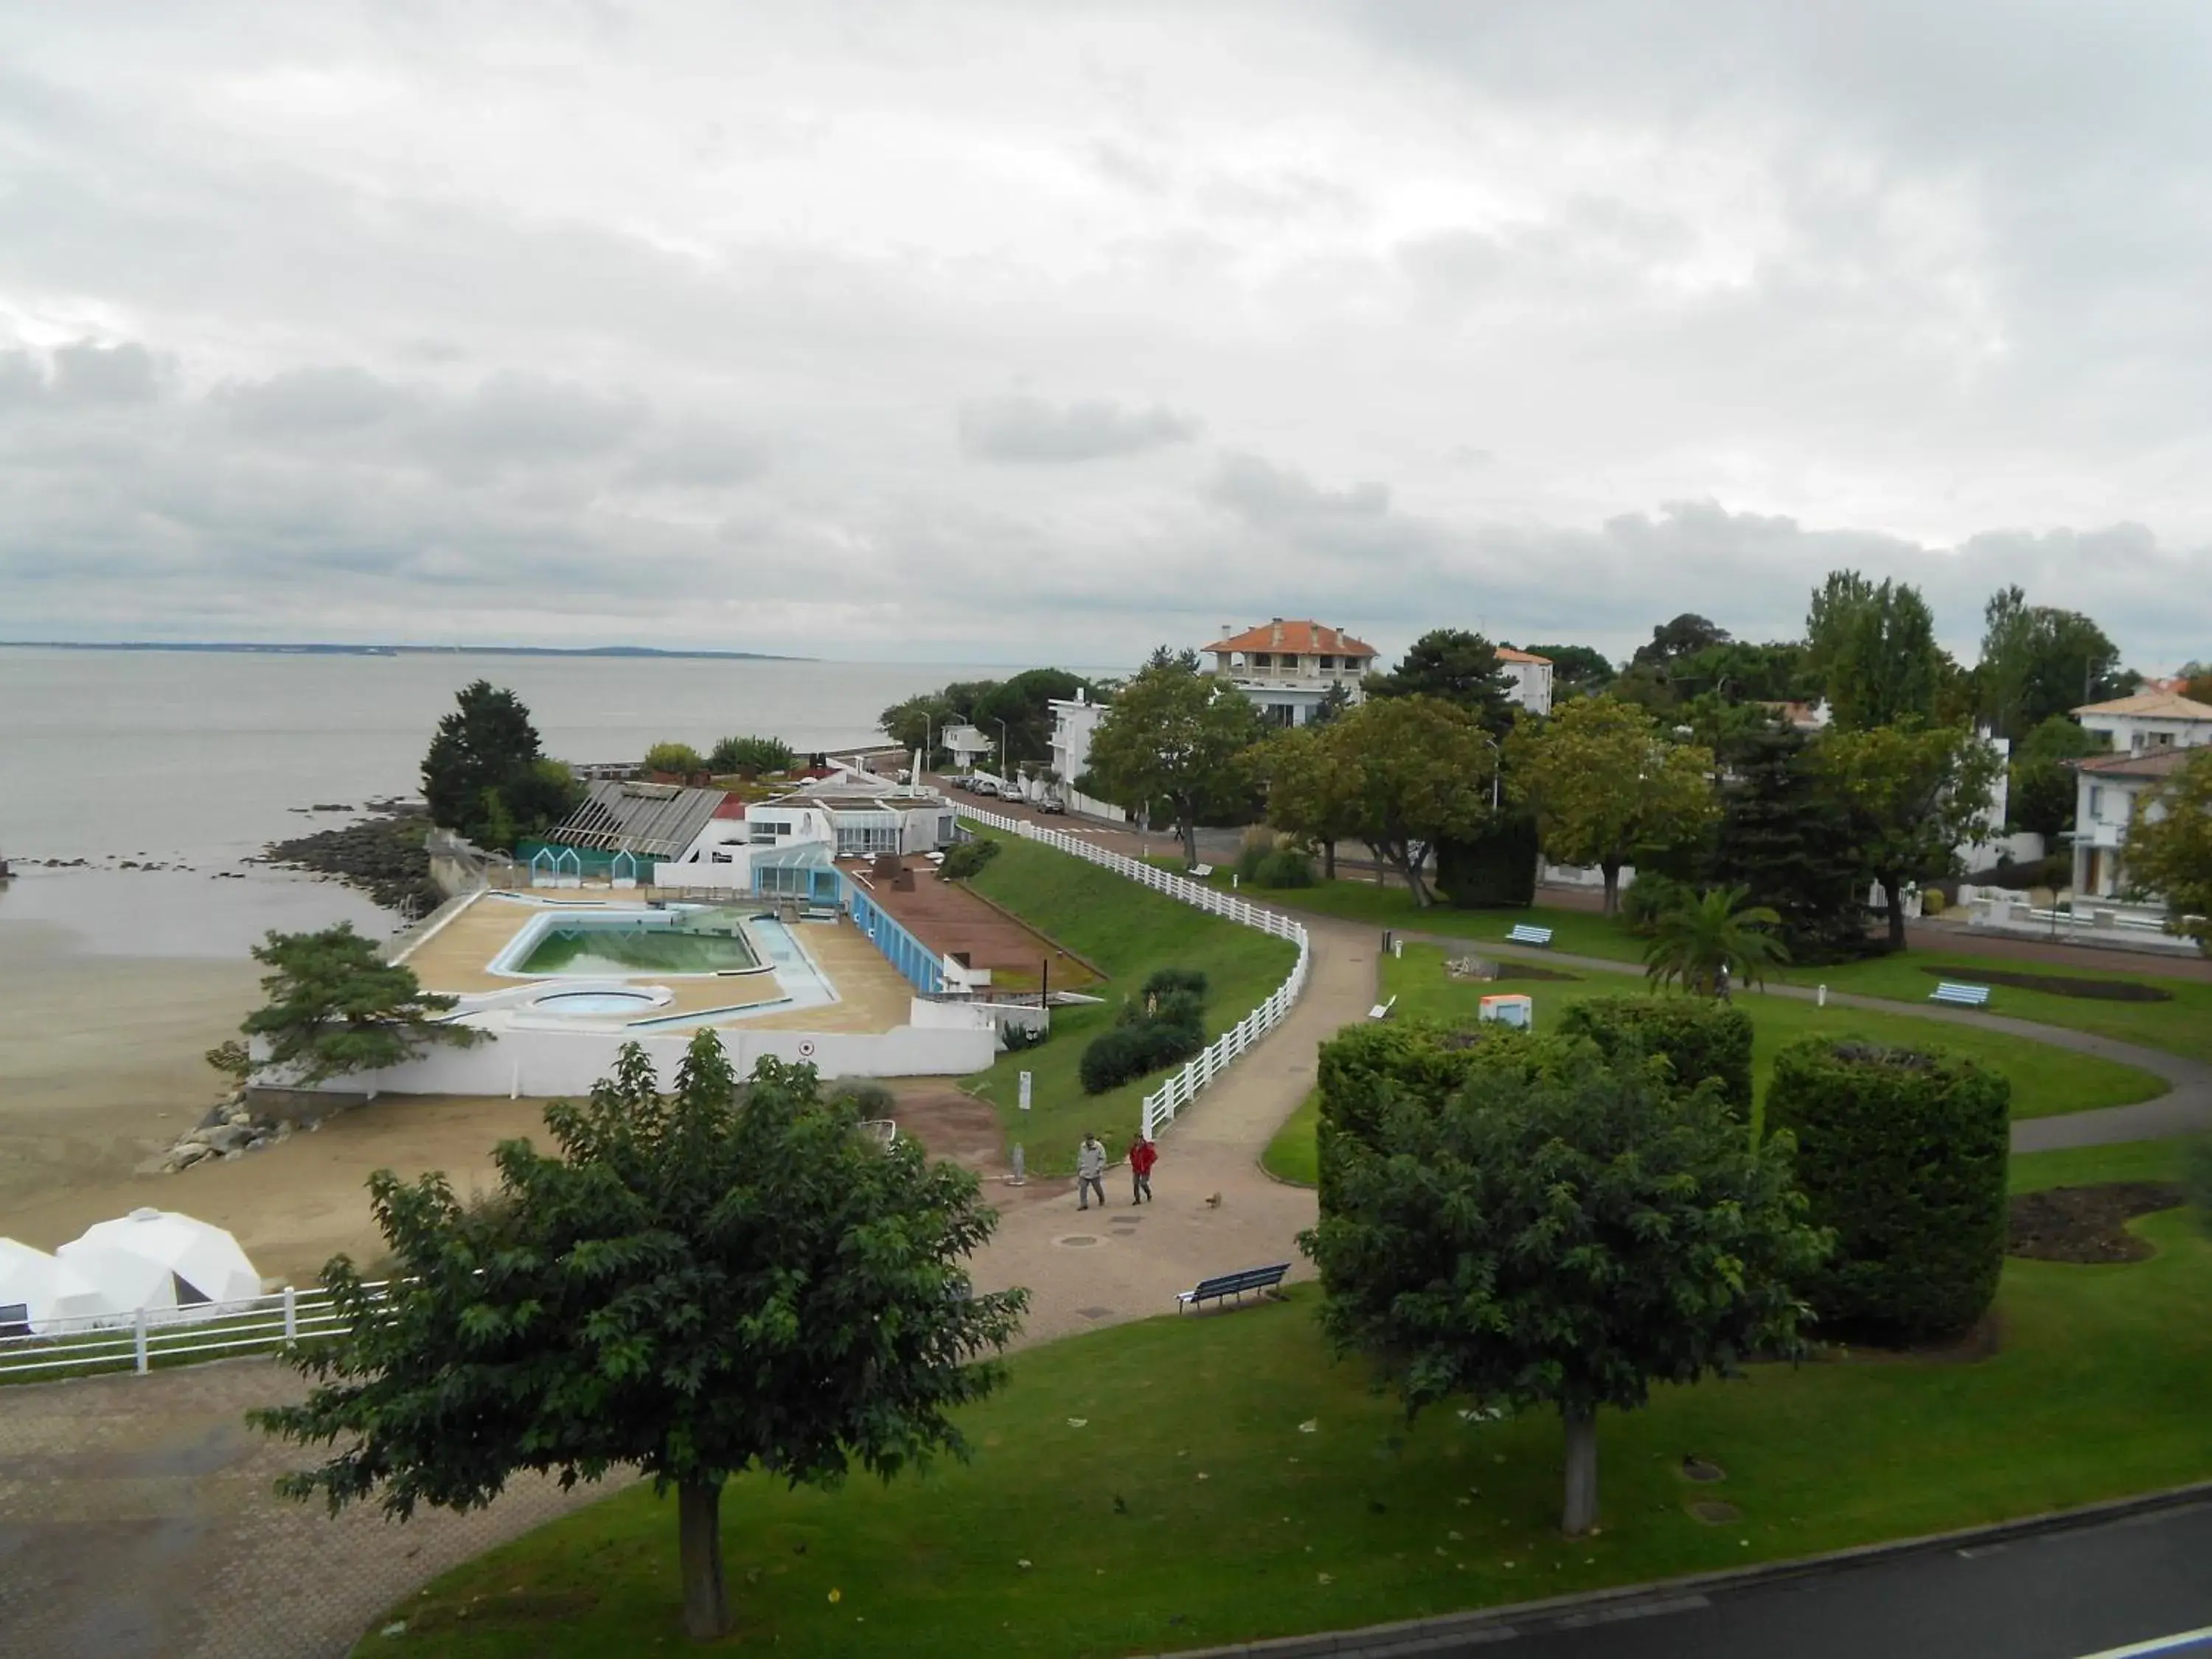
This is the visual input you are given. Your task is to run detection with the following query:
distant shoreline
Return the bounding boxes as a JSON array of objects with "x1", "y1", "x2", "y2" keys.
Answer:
[{"x1": 0, "y1": 641, "x2": 807, "y2": 661}]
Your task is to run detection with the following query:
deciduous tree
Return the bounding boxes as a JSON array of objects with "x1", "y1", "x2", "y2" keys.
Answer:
[
  {"x1": 251, "y1": 1037, "x2": 1025, "y2": 1642},
  {"x1": 1082, "y1": 660, "x2": 1267, "y2": 866},
  {"x1": 1301, "y1": 1042, "x2": 1826, "y2": 1535},
  {"x1": 1332, "y1": 695, "x2": 1499, "y2": 905},
  {"x1": 236, "y1": 922, "x2": 483, "y2": 1085},
  {"x1": 1815, "y1": 719, "x2": 2003, "y2": 950},
  {"x1": 1978, "y1": 586, "x2": 2134, "y2": 738},
  {"x1": 1507, "y1": 696, "x2": 1717, "y2": 916},
  {"x1": 1813, "y1": 577, "x2": 1946, "y2": 730},
  {"x1": 2124, "y1": 747, "x2": 2212, "y2": 955},
  {"x1": 1260, "y1": 723, "x2": 1364, "y2": 879}
]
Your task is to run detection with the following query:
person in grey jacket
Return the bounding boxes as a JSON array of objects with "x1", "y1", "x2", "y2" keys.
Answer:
[{"x1": 1076, "y1": 1133, "x2": 1107, "y2": 1210}]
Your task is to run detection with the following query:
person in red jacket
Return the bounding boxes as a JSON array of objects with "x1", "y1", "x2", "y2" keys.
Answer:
[{"x1": 1127, "y1": 1132, "x2": 1158, "y2": 1205}]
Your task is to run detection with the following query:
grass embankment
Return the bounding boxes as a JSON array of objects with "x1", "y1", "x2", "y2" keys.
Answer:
[
  {"x1": 1258, "y1": 946, "x2": 2167, "y2": 1186},
  {"x1": 957, "y1": 835, "x2": 1298, "y2": 1174},
  {"x1": 365, "y1": 1138, "x2": 2210, "y2": 1659},
  {"x1": 1262, "y1": 1090, "x2": 1321, "y2": 1186}
]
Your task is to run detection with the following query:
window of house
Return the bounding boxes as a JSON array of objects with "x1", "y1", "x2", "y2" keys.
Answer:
[
  {"x1": 1251, "y1": 652, "x2": 1271, "y2": 669},
  {"x1": 2089, "y1": 785, "x2": 2104, "y2": 820},
  {"x1": 2148, "y1": 731, "x2": 2174, "y2": 748},
  {"x1": 1319, "y1": 655, "x2": 1335, "y2": 669}
]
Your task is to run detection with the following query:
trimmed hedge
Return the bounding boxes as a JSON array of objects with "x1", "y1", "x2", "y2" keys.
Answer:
[
  {"x1": 1434, "y1": 810, "x2": 1540, "y2": 909},
  {"x1": 939, "y1": 839, "x2": 1002, "y2": 880},
  {"x1": 1556, "y1": 996, "x2": 1756, "y2": 1122},
  {"x1": 1141, "y1": 967, "x2": 1209, "y2": 1001},
  {"x1": 1764, "y1": 1037, "x2": 2011, "y2": 1341}
]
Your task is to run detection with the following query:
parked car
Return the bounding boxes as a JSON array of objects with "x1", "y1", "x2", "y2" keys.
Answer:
[
  {"x1": 1038, "y1": 796, "x2": 1066, "y2": 814},
  {"x1": 970, "y1": 775, "x2": 1001, "y2": 797}
]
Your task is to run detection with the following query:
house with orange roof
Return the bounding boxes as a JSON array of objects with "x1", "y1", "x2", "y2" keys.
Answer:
[
  {"x1": 1202, "y1": 619, "x2": 1382, "y2": 728},
  {"x1": 2067, "y1": 689, "x2": 2212, "y2": 899}
]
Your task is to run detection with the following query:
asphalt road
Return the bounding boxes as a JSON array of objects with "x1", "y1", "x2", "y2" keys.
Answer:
[{"x1": 1411, "y1": 1500, "x2": 2212, "y2": 1659}]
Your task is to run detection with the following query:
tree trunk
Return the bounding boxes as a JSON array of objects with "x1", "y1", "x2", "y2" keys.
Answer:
[
  {"x1": 1178, "y1": 809, "x2": 1200, "y2": 871},
  {"x1": 1882, "y1": 873, "x2": 1908, "y2": 951},
  {"x1": 1601, "y1": 858, "x2": 1623, "y2": 917},
  {"x1": 679, "y1": 1478, "x2": 730, "y2": 1641},
  {"x1": 1322, "y1": 838, "x2": 1337, "y2": 880},
  {"x1": 1561, "y1": 1405, "x2": 1599, "y2": 1536}
]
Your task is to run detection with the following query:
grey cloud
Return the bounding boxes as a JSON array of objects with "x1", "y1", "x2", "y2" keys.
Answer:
[
  {"x1": 623, "y1": 422, "x2": 768, "y2": 489},
  {"x1": 1206, "y1": 452, "x2": 1392, "y2": 526},
  {"x1": 217, "y1": 366, "x2": 420, "y2": 435},
  {"x1": 49, "y1": 340, "x2": 162, "y2": 404},
  {"x1": 959, "y1": 395, "x2": 1201, "y2": 463}
]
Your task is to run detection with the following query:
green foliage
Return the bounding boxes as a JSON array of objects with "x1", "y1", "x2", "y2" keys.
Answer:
[
  {"x1": 1764, "y1": 1037, "x2": 2011, "y2": 1341},
  {"x1": 1619, "y1": 871, "x2": 1694, "y2": 935},
  {"x1": 938, "y1": 838, "x2": 1002, "y2": 880},
  {"x1": 1327, "y1": 694, "x2": 1502, "y2": 905},
  {"x1": 642, "y1": 741, "x2": 706, "y2": 778},
  {"x1": 1809, "y1": 573, "x2": 1946, "y2": 730},
  {"x1": 880, "y1": 671, "x2": 1097, "y2": 770},
  {"x1": 708, "y1": 734, "x2": 795, "y2": 776},
  {"x1": 420, "y1": 681, "x2": 581, "y2": 851},
  {"x1": 1301, "y1": 1043, "x2": 1828, "y2": 1532},
  {"x1": 1630, "y1": 613, "x2": 1731, "y2": 670},
  {"x1": 1363, "y1": 628, "x2": 1514, "y2": 731},
  {"x1": 1697, "y1": 719, "x2": 1871, "y2": 964},
  {"x1": 1815, "y1": 718, "x2": 2003, "y2": 950},
  {"x1": 1666, "y1": 639, "x2": 1815, "y2": 705},
  {"x1": 1641, "y1": 884, "x2": 1790, "y2": 997},
  {"x1": 1556, "y1": 995, "x2": 1756, "y2": 1121},
  {"x1": 2189, "y1": 1138, "x2": 2212, "y2": 1230},
  {"x1": 2125, "y1": 747, "x2": 2212, "y2": 954},
  {"x1": 827, "y1": 1078, "x2": 897, "y2": 1117},
  {"x1": 1978, "y1": 585, "x2": 2132, "y2": 738},
  {"x1": 1516, "y1": 642, "x2": 1615, "y2": 698},
  {"x1": 237, "y1": 922, "x2": 481, "y2": 1086},
  {"x1": 878, "y1": 692, "x2": 959, "y2": 762},
  {"x1": 1083, "y1": 660, "x2": 1267, "y2": 864},
  {"x1": 250, "y1": 1035, "x2": 1026, "y2": 1641},
  {"x1": 1259, "y1": 724, "x2": 1366, "y2": 879},
  {"x1": 1080, "y1": 968, "x2": 1208, "y2": 1093},
  {"x1": 1506, "y1": 695, "x2": 1717, "y2": 915},
  {"x1": 1254, "y1": 847, "x2": 1316, "y2": 888},
  {"x1": 1433, "y1": 809, "x2": 1539, "y2": 908}
]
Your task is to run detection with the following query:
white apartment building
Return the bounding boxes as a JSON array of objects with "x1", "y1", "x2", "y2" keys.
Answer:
[
  {"x1": 1203, "y1": 619, "x2": 1380, "y2": 728},
  {"x1": 1495, "y1": 647, "x2": 1555, "y2": 717},
  {"x1": 1045, "y1": 687, "x2": 1123, "y2": 819},
  {"x1": 2068, "y1": 690, "x2": 2212, "y2": 898}
]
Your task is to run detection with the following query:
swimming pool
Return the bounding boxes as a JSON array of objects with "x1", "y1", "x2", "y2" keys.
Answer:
[
  {"x1": 493, "y1": 907, "x2": 765, "y2": 978},
  {"x1": 623, "y1": 917, "x2": 841, "y2": 1028}
]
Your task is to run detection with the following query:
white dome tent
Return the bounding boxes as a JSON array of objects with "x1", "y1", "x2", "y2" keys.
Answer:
[
  {"x1": 0, "y1": 1238, "x2": 118, "y2": 1335},
  {"x1": 58, "y1": 1208, "x2": 265, "y2": 1321}
]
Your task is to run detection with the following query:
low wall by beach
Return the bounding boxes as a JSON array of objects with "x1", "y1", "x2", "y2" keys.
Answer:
[{"x1": 291, "y1": 1020, "x2": 997, "y2": 1099}]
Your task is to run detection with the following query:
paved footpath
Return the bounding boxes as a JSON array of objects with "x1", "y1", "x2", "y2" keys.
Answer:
[{"x1": 0, "y1": 917, "x2": 1376, "y2": 1659}]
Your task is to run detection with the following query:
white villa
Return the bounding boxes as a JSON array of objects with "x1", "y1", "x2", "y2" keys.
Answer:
[
  {"x1": 2067, "y1": 689, "x2": 2212, "y2": 899},
  {"x1": 942, "y1": 724, "x2": 996, "y2": 773},
  {"x1": 1495, "y1": 647, "x2": 1555, "y2": 717},
  {"x1": 1046, "y1": 687, "x2": 1121, "y2": 819},
  {"x1": 1203, "y1": 619, "x2": 1380, "y2": 728}
]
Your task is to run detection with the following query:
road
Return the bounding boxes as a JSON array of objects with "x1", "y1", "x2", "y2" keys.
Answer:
[{"x1": 1400, "y1": 1500, "x2": 2212, "y2": 1659}]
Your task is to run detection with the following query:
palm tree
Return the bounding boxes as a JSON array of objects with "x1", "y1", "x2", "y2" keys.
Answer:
[{"x1": 1642, "y1": 884, "x2": 1790, "y2": 998}]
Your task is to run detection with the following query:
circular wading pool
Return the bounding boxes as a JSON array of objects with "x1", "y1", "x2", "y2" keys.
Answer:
[{"x1": 532, "y1": 990, "x2": 658, "y2": 1015}]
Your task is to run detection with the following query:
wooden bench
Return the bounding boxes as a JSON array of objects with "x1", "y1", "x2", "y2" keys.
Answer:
[
  {"x1": 1930, "y1": 981, "x2": 1992, "y2": 1008},
  {"x1": 1176, "y1": 1262, "x2": 1290, "y2": 1312},
  {"x1": 1506, "y1": 923, "x2": 1554, "y2": 947}
]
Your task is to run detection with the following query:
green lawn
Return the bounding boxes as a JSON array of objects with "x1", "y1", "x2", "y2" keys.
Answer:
[
  {"x1": 365, "y1": 1146, "x2": 2212, "y2": 1658},
  {"x1": 1261, "y1": 947, "x2": 2168, "y2": 1186},
  {"x1": 1262, "y1": 1089, "x2": 1320, "y2": 1187},
  {"x1": 958, "y1": 834, "x2": 1299, "y2": 1175}
]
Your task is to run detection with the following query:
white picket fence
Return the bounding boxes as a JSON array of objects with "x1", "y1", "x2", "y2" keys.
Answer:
[
  {"x1": 0, "y1": 1281, "x2": 387, "y2": 1383},
  {"x1": 956, "y1": 809, "x2": 1311, "y2": 1139}
]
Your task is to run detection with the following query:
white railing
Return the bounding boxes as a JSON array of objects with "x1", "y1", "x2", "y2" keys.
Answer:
[
  {"x1": 0, "y1": 1281, "x2": 388, "y2": 1383},
  {"x1": 958, "y1": 808, "x2": 1311, "y2": 1139}
]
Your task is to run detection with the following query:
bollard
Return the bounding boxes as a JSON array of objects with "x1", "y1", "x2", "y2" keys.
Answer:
[
  {"x1": 282, "y1": 1284, "x2": 298, "y2": 1342},
  {"x1": 133, "y1": 1307, "x2": 150, "y2": 1375},
  {"x1": 1818, "y1": 984, "x2": 1828, "y2": 1008},
  {"x1": 1010, "y1": 1144, "x2": 1026, "y2": 1186}
]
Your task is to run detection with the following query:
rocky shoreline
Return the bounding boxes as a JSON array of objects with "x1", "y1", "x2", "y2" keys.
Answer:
[{"x1": 262, "y1": 799, "x2": 445, "y2": 916}]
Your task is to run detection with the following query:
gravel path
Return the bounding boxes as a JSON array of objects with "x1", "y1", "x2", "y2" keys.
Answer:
[{"x1": 0, "y1": 918, "x2": 1377, "y2": 1659}]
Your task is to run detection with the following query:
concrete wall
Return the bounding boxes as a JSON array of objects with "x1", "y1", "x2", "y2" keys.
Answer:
[{"x1": 293, "y1": 1020, "x2": 997, "y2": 1099}]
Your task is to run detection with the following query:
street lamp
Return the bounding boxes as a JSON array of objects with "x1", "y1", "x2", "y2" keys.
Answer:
[
  {"x1": 996, "y1": 717, "x2": 1011, "y2": 785},
  {"x1": 1478, "y1": 731, "x2": 1501, "y2": 813}
]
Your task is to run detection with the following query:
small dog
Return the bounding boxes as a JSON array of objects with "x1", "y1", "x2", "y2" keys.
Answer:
[{"x1": 1205, "y1": 1191, "x2": 1223, "y2": 1209}]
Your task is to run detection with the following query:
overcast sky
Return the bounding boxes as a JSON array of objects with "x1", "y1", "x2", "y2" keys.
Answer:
[{"x1": 3, "y1": 1, "x2": 2209, "y2": 671}]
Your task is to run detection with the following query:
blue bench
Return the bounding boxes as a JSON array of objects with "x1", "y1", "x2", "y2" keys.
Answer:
[
  {"x1": 1930, "y1": 981, "x2": 1992, "y2": 1008},
  {"x1": 1177, "y1": 1262, "x2": 1290, "y2": 1312},
  {"x1": 1506, "y1": 924, "x2": 1554, "y2": 947}
]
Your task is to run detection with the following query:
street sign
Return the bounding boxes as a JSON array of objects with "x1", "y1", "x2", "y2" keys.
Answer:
[{"x1": 1018, "y1": 1070, "x2": 1033, "y2": 1111}]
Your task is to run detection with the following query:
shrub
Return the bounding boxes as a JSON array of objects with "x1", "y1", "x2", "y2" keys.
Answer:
[
  {"x1": 1001, "y1": 1020, "x2": 1048, "y2": 1053},
  {"x1": 1764, "y1": 1037, "x2": 2011, "y2": 1341},
  {"x1": 1141, "y1": 966, "x2": 1208, "y2": 1001},
  {"x1": 643, "y1": 741, "x2": 706, "y2": 779},
  {"x1": 1434, "y1": 810, "x2": 1540, "y2": 908},
  {"x1": 1254, "y1": 849, "x2": 1317, "y2": 888},
  {"x1": 1078, "y1": 1027, "x2": 1148, "y2": 1094},
  {"x1": 1557, "y1": 996, "x2": 1756, "y2": 1122},
  {"x1": 709, "y1": 734, "x2": 796, "y2": 777},
  {"x1": 829, "y1": 1080, "x2": 897, "y2": 1117},
  {"x1": 939, "y1": 839, "x2": 1001, "y2": 880},
  {"x1": 1620, "y1": 872, "x2": 1694, "y2": 936}
]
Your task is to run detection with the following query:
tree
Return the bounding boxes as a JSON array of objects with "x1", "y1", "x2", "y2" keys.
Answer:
[
  {"x1": 1082, "y1": 660, "x2": 1267, "y2": 866},
  {"x1": 1803, "y1": 570, "x2": 1874, "y2": 683},
  {"x1": 420, "y1": 681, "x2": 580, "y2": 850},
  {"x1": 1301, "y1": 1041, "x2": 1826, "y2": 1535},
  {"x1": 1363, "y1": 629, "x2": 1514, "y2": 732},
  {"x1": 880, "y1": 691, "x2": 963, "y2": 762},
  {"x1": 1978, "y1": 586, "x2": 2133, "y2": 737},
  {"x1": 1700, "y1": 718, "x2": 1870, "y2": 963},
  {"x1": 1815, "y1": 577, "x2": 1945, "y2": 730},
  {"x1": 251, "y1": 1036, "x2": 1026, "y2": 1641},
  {"x1": 2006, "y1": 714, "x2": 2102, "y2": 839},
  {"x1": 2183, "y1": 663, "x2": 2212, "y2": 706},
  {"x1": 707, "y1": 734, "x2": 796, "y2": 776},
  {"x1": 1641, "y1": 886, "x2": 1790, "y2": 997},
  {"x1": 643, "y1": 741, "x2": 706, "y2": 779},
  {"x1": 1516, "y1": 643, "x2": 1615, "y2": 700},
  {"x1": 1334, "y1": 696, "x2": 1500, "y2": 905},
  {"x1": 1630, "y1": 613, "x2": 1731, "y2": 671},
  {"x1": 1260, "y1": 723, "x2": 1364, "y2": 879},
  {"x1": 236, "y1": 923, "x2": 483, "y2": 1086},
  {"x1": 1507, "y1": 695, "x2": 1717, "y2": 916},
  {"x1": 1816, "y1": 720, "x2": 2002, "y2": 950},
  {"x1": 1667, "y1": 640, "x2": 1813, "y2": 706},
  {"x1": 1310, "y1": 679, "x2": 1354, "y2": 728},
  {"x1": 2124, "y1": 747, "x2": 2212, "y2": 955},
  {"x1": 881, "y1": 671, "x2": 1094, "y2": 770}
]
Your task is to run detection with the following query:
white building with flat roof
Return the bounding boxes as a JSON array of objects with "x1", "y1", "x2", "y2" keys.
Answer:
[{"x1": 2067, "y1": 690, "x2": 2212, "y2": 900}]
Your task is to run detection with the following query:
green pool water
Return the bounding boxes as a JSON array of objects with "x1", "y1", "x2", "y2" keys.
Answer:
[{"x1": 518, "y1": 922, "x2": 762, "y2": 976}]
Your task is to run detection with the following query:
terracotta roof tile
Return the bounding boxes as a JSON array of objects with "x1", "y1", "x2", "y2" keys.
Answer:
[{"x1": 1203, "y1": 620, "x2": 1378, "y2": 656}]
